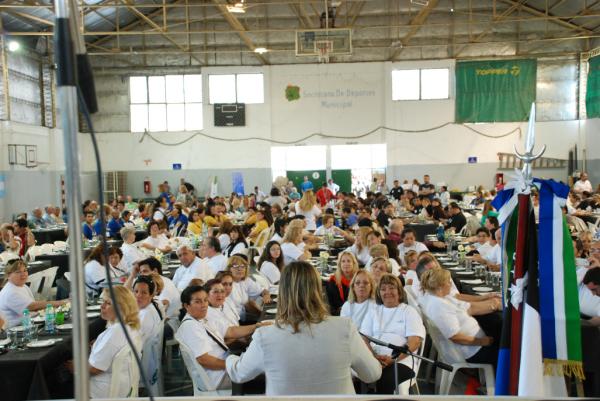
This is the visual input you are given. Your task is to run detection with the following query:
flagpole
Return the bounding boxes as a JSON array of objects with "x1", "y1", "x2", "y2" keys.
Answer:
[{"x1": 508, "y1": 193, "x2": 529, "y2": 394}]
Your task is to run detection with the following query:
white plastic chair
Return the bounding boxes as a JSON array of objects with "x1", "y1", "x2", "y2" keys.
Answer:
[
  {"x1": 39, "y1": 243, "x2": 55, "y2": 255},
  {"x1": 397, "y1": 339, "x2": 426, "y2": 395},
  {"x1": 0, "y1": 251, "x2": 19, "y2": 263},
  {"x1": 423, "y1": 316, "x2": 495, "y2": 395},
  {"x1": 109, "y1": 345, "x2": 140, "y2": 397},
  {"x1": 40, "y1": 266, "x2": 58, "y2": 300},
  {"x1": 25, "y1": 246, "x2": 42, "y2": 261},
  {"x1": 177, "y1": 341, "x2": 231, "y2": 396},
  {"x1": 141, "y1": 320, "x2": 165, "y2": 396},
  {"x1": 252, "y1": 273, "x2": 270, "y2": 292},
  {"x1": 164, "y1": 318, "x2": 180, "y2": 372},
  {"x1": 27, "y1": 271, "x2": 46, "y2": 301},
  {"x1": 53, "y1": 241, "x2": 68, "y2": 252}
]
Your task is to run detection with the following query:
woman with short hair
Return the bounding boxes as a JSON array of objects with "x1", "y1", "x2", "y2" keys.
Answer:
[
  {"x1": 226, "y1": 255, "x2": 271, "y2": 320},
  {"x1": 120, "y1": 226, "x2": 144, "y2": 272},
  {"x1": 360, "y1": 273, "x2": 426, "y2": 394},
  {"x1": 419, "y1": 269, "x2": 498, "y2": 368},
  {"x1": 226, "y1": 261, "x2": 382, "y2": 395},
  {"x1": 340, "y1": 269, "x2": 376, "y2": 329},
  {"x1": 141, "y1": 221, "x2": 171, "y2": 253},
  {"x1": 133, "y1": 275, "x2": 163, "y2": 343}
]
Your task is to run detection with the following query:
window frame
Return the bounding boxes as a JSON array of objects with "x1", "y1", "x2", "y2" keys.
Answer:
[
  {"x1": 129, "y1": 74, "x2": 203, "y2": 133},
  {"x1": 391, "y1": 67, "x2": 450, "y2": 101},
  {"x1": 208, "y1": 73, "x2": 265, "y2": 105}
]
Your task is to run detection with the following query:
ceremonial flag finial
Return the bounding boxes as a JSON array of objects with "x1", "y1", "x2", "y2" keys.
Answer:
[{"x1": 514, "y1": 103, "x2": 546, "y2": 185}]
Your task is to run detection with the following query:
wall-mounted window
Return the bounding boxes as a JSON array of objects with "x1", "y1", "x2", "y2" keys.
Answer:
[
  {"x1": 270, "y1": 145, "x2": 327, "y2": 180},
  {"x1": 129, "y1": 74, "x2": 203, "y2": 132},
  {"x1": 208, "y1": 73, "x2": 264, "y2": 104},
  {"x1": 392, "y1": 68, "x2": 449, "y2": 100}
]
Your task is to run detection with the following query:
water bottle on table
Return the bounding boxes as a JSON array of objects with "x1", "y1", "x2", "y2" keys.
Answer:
[
  {"x1": 45, "y1": 304, "x2": 56, "y2": 334},
  {"x1": 22, "y1": 308, "x2": 34, "y2": 343}
]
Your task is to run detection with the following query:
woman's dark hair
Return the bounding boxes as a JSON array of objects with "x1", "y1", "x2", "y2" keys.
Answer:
[
  {"x1": 179, "y1": 285, "x2": 206, "y2": 321},
  {"x1": 108, "y1": 246, "x2": 123, "y2": 259},
  {"x1": 139, "y1": 257, "x2": 163, "y2": 275},
  {"x1": 204, "y1": 278, "x2": 222, "y2": 292},
  {"x1": 487, "y1": 216, "x2": 500, "y2": 231},
  {"x1": 134, "y1": 274, "x2": 156, "y2": 296},
  {"x1": 146, "y1": 220, "x2": 160, "y2": 235},
  {"x1": 215, "y1": 270, "x2": 234, "y2": 281},
  {"x1": 217, "y1": 220, "x2": 234, "y2": 235},
  {"x1": 270, "y1": 187, "x2": 280, "y2": 197},
  {"x1": 257, "y1": 240, "x2": 284, "y2": 272},
  {"x1": 85, "y1": 244, "x2": 105, "y2": 264},
  {"x1": 382, "y1": 239, "x2": 401, "y2": 265},
  {"x1": 375, "y1": 274, "x2": 407, "y2": 305},
  {"x1": 225, "y1": 225, "x2": 248, "y2": 257},
  {"x1": 260, "y1": 207, "x2": 274, "y2": 226},
  {"x1": 274, "y1": 218, "x2": 288, "y2": 236}
]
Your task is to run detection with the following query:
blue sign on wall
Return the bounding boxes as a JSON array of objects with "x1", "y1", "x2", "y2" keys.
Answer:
[
  {"x1": 173, "y1": 163, "x2": 182, "y2": 170},
  {"x1": 468, "y1": 157, "x2": 478, "y2": 164}
]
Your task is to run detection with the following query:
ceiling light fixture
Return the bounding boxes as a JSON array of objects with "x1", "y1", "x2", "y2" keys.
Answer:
[
  {"x1": 227, "y1": 1, "x2": 245, "y2": 13},
  {"x1": 254, "y1": 47, "x2": 268, "y2": 54},
  {"x1": 7, "y1": 40, "x2": 20, "y2": 52}
]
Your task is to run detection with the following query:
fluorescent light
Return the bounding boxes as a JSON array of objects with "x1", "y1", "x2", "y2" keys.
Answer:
[
  {"x1": 227, "y1": 2, "x2": 245, "y2": 13},
  {"x1": 254, "y1": 47, "x2": 268, "y2": 54},
  {"x1": 7, "y1": 41, "x2": 20, "y2": 52}
]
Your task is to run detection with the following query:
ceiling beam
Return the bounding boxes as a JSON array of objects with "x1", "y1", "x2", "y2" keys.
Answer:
[
  {"x1": 388, "y1": 0, "x2": 438, "y2": 60},
  {"x1": 454, "y1": 0, "x2": 525, "y2": 57},
  {"x1": 288, "y1": 4, "x2": 311, "y2": 28},
  {"x1": 211, "y1": 0, "x2": 269, "y2": 64},
  {"x1": 498, "y1": 0, "x2": 594, "y2": 35},
  {"x1": 4, "y1": 10, "x2": 54, "y2": 27},
  {"x1": 121, "y1": 0, "x2": 203, "y2": 64}
]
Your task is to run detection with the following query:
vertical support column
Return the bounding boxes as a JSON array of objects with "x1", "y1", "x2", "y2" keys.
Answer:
[{"x1": 0, "y1": 19, "x2": 11, "y2": 121}]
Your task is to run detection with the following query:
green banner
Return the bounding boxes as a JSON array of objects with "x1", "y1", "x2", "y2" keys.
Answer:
[
  {"x1": 586, "y1": 56, "x2": 600, "y2": 118},
  {"x1": 456, "y1": 59, "x2": 536, "y2": 123}
]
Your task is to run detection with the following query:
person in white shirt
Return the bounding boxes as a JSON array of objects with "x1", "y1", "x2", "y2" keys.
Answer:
[
  {"x1": 270, "y1": 218, "x2": 287, "y2": 244},
  {"x1": 280, "y1": 224, "x2": 311, "y2": 265},
  {"x1": 327, "y1": 179, "x2": 340, "y2": 195},
  {"x1": 361, "y1": 273, "x2": 426, "y2": 393},
  {"x1": 419, "y1": 269, "x2": 498, "y2": 367},
  {"x1": 126, "y1": 257, "x2": 181, "y2": 319},
  {"x1": 364, "y1": 244, "x2": 401, "y2": 276},
  {"x1": 294, "y1": 190, "x2": 322, "y2": 231},
  {"x1": 340, "y1": 270, "x2": 377, "y2": 329},
  {"x1": 0, "y1": 259, "x2": 65, "y2": 328},
  {"x1": 223, "y1": 226, "x2": 248, "y2": 258},
  {"x1": 216, "y1": 221, "x2": 233, "y2": 251},
  {"x1": 84, "y1": 245, "x2": 111, "y2": 299},
  {"x1": 172, "y1": 245, "x2": 214, "y2": 290},
  {"x1": 397, "y1": 228, "x2": 429, "y2": 265},
  {"x1": 140, "y1": 221, "x2": 172, "y2": 253},
  {"x1": 345, "y1": 226, "x2": 372, "y2": 265},
  {"x1": 573, "y1": 172, "x2": 593, "y2": 195},
  {"x1": 370, "y1": 257, "x2": 392, "y2": 287},
  {"x1": 257, "y1": 241, "x2": 284, "y2": 286},
  {"x1": 473, "y1": 228, "x2": 502, "y2": 271},
  {"x1": 470, "y1": 227, "x2": 494, "y2": 259},
  {"x1": 579, "y1": 268, "x2": 600, "y2": 325},
  {"x1": 225, "y1": 261, "x2": 382, "y2": 395},
  {"x1": 216, "y1": 271, "x2": 242, "y2": 324},
  {"x1": 226, "y1": 255, "x2": 272, "y2": 321},
  {"x1": 68, "y1": 286, "x2": 142, "y2": 398},
  {"x1": 120, "y1": 226, "x2": 145, "y2": 272},
  {"x1": 206, "y1": 279, "x2": 240, "y2": 328},
  {"x1": 202, "y1": 237, "x2": 228, "y2": 275},
  {"x1": 133, "y1": 276, "x2": 163, "y2": 344},
  {"x1": 438, "y1": 186, "x2": 451, "y2": 207},
  {"x1": 175, "y1": 285, "x2": 270, "y2": 390}
]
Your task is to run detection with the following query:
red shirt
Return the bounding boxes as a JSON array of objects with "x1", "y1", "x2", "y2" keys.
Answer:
[{"x1": 315, "y1": 187, "x2": 334, "y2": 207}]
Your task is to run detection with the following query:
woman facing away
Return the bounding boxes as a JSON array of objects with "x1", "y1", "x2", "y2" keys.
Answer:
[{"x1": 225, "y1": 261, "x2": 382, "y2": 395}]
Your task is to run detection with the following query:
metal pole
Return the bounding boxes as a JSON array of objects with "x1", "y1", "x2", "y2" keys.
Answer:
[{"x1": 54, "y1": 0, "x2": 89, "y2": 400}]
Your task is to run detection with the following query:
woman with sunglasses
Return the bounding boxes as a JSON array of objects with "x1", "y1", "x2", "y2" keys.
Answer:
[{"x1": 226, "y1": 255, "x2": 272, "y2": 321}]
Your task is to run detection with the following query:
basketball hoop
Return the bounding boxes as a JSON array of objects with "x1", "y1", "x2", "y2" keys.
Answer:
[{"x1": 315, "y1": 40, "x2": 333, "y2": 63}]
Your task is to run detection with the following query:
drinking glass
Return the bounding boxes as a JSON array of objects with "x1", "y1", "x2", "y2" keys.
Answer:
[
  {"x1": 465, "y1": 259, "x2": 472, "y2": 271},
  {"x1": 8, "y1": 328, "x2": 21, "y2": 349}
]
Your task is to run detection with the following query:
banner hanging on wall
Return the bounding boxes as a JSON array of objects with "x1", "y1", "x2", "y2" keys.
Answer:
[
  {"x1": 455, "y1": 59, "x2": 536, "y2": 123},
  {"x1": 586, "y1": 56, "x2": 600, "y2": 118}
]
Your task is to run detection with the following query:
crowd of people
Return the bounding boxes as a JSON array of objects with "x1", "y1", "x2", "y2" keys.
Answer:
[{"x1": 0, "y1": 172, "x2": 598, "y2": 397}]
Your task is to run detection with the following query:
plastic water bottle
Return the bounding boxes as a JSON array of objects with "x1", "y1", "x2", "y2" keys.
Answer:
[
  {"x1": 22, "y1": 309, "x2": 33, "y2": 342},
  {"x1": 44, "y1": 304, "x2": 55, "y2": 334},
  {"x1": 437, "y1": 223, "x2": 445, "y2": 241}
]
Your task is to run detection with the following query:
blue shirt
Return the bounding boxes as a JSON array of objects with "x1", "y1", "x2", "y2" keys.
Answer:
[
  {"x1": 82, "y1": 223, "x2": 96, "y2": 240},
  {"x1": 300, "y1": 181, "x2": 314, "y2": 193},
  {"x1": 160, "y1": 192, "x2": 173, "y2": 207},
  {"x1": 168, "y1": 214, "x2": 188, "y2": 230},
  {"x1": 346, "y1": 213, "x2": 358, "y2": 227},
  {"x1": 107, "y1": 218, "x2": 125, "y2": 238},
  {"x1": 93, "y1": 219, "x2": 107, "y2": 237}
]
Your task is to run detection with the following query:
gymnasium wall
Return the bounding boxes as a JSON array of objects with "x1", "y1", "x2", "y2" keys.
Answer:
[{"x1": 0, "y1": 59, "x2": 595, "y2": 220}]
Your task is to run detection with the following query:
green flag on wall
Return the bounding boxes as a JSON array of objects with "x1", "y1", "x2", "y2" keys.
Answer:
[
  {"x1": 455, "y1": 59, "x2": 537, "y2": 123},
  {"x1": 586, "y1": 56, "x2": 600, "y2": 118}
]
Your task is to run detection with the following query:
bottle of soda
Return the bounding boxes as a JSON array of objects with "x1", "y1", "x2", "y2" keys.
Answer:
[
  {"x1": 437, "y1": 223, "x2": 445, "y2": 241},
  {"x1": 44, "y1": 304, "x2": 55, "y2": 334},
  {"x1": 22, "y1": 308, "x2": 33, "y2": 342}
]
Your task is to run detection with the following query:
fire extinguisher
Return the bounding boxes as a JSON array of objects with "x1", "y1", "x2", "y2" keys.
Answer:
[{"x1": 143, "y1": 178, "x2": 151, "y2": 194}]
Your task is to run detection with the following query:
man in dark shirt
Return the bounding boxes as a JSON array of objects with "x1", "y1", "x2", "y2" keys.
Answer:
[
  {"x1": 419, "y1": 174, "x2": 436, "y2": 200},
  {"x1": 445, "y1": 202, "x2": 467, "y2": 233},
  {"x1": 389, "y1": 180, "x2": 404, "y2": 200},
  {"x1": 376, "y1": 202, "x2": 394, "y2": 231}
]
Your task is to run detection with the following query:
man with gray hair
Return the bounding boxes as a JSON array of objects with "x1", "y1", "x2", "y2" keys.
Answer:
[
  {"x1": 201, "y1": 236, "x2": 228, "y2": 275},
  {"x1": 28, "y1": 208, "x2": 46, "y2": 228},
  {"x1": 42, "y1": 205, "x2": 57, "y2": 226},
  {"x1": 172, "y1": 244, "x2": 214, "y2": 290}
]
